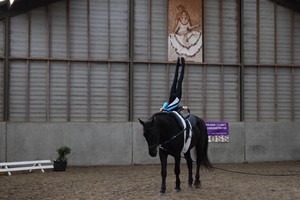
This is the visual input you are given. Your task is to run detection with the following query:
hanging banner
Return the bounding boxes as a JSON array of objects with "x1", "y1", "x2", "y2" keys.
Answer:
[
  {"x1": 206, "y1": 121, "x2": 229, "y2": 143},
  {"x1": 168, "y1": 0, "x2": 203, "y2": 62}
]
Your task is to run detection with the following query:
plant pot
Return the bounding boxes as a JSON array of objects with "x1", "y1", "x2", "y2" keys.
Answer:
[{"x1": 53, "y1": 160, "x2": 68, "y2": 172}]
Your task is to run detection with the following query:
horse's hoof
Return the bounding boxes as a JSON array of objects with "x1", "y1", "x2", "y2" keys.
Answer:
[
  {"x1": 159, "y1": 188, "x2": 166, "y2": 196},
  {"x1": 175, "y1": 188, "x2": 181, "y2": 193},
  {"x1": 159, "y1": 192, "x2": 166, "y2": 196},
  {"x1": 194, "y1": 181, "x2": 202, "y2": 189},
  {"x1": 187, "y1": 184, "x2": 193, "y2": 188}
]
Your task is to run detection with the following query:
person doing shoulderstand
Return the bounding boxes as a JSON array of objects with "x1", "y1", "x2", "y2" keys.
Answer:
[{"x1": 160, "y1": 57, "x2": 188, "y2": 112}]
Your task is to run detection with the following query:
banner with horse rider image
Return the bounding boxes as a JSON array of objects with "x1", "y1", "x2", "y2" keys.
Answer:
[
  {"x1": 168, "y1": 0, "x2": 203, "y2": 62},
  {"x1": 206, "y1": 121, "x2": 229, "y2": 143}
]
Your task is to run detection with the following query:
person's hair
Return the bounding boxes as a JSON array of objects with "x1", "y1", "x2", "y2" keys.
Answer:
[{"x1": 177, "y1": 5, "x2": 185, "y2": 10}]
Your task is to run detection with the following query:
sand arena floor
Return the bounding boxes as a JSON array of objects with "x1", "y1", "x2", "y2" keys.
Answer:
[{"x1": 1, "y1": 161, "x2": 300, "y2": 200}]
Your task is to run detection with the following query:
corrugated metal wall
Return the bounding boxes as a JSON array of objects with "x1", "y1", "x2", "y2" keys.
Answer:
[
  {"x1": 0, "y1": 18, "x2": 3, "y2": 122},
  {"x1": 0, "y1": 0, "x2": 299, "y2": 122},
  {"x1": 244, "y1": 0, "x2": 300, "y2": 122},
  {"x1": 133, "y1": 0, "x2": 240, "y2": 121},
  {"x1": 7, "y1": 0, "x2": 129, "y2": 122}
]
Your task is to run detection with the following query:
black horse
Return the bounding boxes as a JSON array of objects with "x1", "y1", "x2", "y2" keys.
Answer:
[{"x1": 139, "y1": 112, "x2": 213, "y2": 194}]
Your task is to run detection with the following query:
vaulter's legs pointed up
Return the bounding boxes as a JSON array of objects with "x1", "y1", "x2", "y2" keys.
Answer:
[{"x1": 160, "y1": 57, "x2": 187, "y2": 112}]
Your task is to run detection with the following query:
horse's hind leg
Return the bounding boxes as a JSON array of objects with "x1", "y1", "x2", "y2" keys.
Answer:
[
  {"x1": 194, "y1": 161, "x2": 202, "y2": 188},
  {"x1": 194, "y1": 150, "x2": 202, "y2": 188},
  {"x1": 184, "y1": 151, "x2": 193, "y2": 188}
]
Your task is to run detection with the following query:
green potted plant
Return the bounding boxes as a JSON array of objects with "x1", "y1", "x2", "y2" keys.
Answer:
[{"x1": 53, "y1": 145, "x2": 71, "y2": 171}]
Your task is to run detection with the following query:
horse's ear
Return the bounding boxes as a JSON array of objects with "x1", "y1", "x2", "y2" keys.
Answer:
[{"x1": 138, "y1": 118, "x2": 145, "y2": 126}]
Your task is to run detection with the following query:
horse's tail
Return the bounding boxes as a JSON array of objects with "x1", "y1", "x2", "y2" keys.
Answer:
[{"x1": 196, "y1": 117, "x2": 213, "y2": 171}]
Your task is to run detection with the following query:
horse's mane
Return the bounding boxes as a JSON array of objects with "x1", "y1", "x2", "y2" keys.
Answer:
[{"x1": 149, "y1": 112, "x2": 170, "y2": 122}]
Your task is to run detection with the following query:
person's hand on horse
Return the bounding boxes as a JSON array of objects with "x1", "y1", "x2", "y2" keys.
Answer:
[{"x1": 182, "y1": 105, "x2": 188, "y2": 110}]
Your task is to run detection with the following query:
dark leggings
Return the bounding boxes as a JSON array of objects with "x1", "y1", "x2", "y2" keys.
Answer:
[{"x1": 169, "y1": 57, "x2": 185, "y2": 104}]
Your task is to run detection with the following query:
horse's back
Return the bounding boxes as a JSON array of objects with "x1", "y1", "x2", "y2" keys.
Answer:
[{"x1": 155, "y1": 112, "x2": 207, "y2": 136}]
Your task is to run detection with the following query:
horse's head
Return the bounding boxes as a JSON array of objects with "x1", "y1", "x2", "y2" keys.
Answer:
[{"x1": 139, "y1": 118, "x2": 159, "y2": 157}]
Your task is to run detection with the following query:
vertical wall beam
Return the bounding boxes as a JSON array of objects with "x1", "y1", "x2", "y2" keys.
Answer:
[
  {"x1": 107, "y1": 63, "x2": 111, "y2": 121},
  {"x1": 128, "y1": 0, "x2": 134, "y2": 121},
  {"x1": 4, "y1": 17, "x2": 10, "y2": 122},
  {"x1": 257, "y1": 0, "x2": 260, "y2": 63},
  {"x1": 291, "y1": 11, "x2": 295, "y2": 121},
  {"x1": 147, "y1": 64, "x2": 151, "y2": 118},
  {"x1": 219, "y1": 0, "x2": 224, "y2": 120},
  {"x1": 66, "y1": 0, "x2": 71, "y2": 121},
  {"x1": 240, "y1": 0, "x2": 246, "y2": 160},
  {"x1": 203, "y1": 0, "x2": 206, "y2": 119},
  {"x1": 147, "y1": 0, "x2": 152, "y2": 118},
  {"x1": 274, "y1": 3, "x2": 277, "y2": 64},
  {"x1": 274, "y1": 67, "x2": 278, "y2": 121},
  {"x1": 274, "y1": 3, "x2": 278, "y2": 121},
  {"x1": 220, "y1": 0, "x2": 223, "y2": 63},
  {"x1": 220, "y1": 65, "x2": 224, "y2": 120},
  {"x1": 26, "y1": 13, "x2": 30, "y2": 121},
  {"x1": 4, "y1": 16, "x2": 8, "y2": 161},
  {"x1": 291, "y1": 68, "x2": 295, "y2": 121},
  {"x1": 147, "y1": 0, "x2": 151, "y2": 61},
  {"x1": 108, "y1": 0, "x2": 111, "y2": 59},
  {"x1": 240, "y1": 0, "x2": 245, "y2": 122},
  {"x1": 107, "y1": 1, "x2": 111, "y2": 121},
  {"x1": 256, "y1": 0, "x2": 260, "y2": 121},
  {"x1": 46, "y1": 6, "x2": 50, "y2": 121},
  {"x1": 87, "y1": 62, "x2": 91, "y2": 122},
  {"x1": 87, "y1": 0, "x2": 91, "y2": 122},
  {"x1": 257, "y1": 66, "x2": 261, "y2": 121},
  {"x1": 203, "y1": 65, "x2": 207, "y2": 119}
]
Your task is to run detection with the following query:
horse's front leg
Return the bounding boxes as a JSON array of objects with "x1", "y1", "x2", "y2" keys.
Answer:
[
  {"x1": 174, "y1": 155, "x2": 181, "y2": 192},
  {"x1": 159, "y1": 149, "x2": 168, "y2": 195}
]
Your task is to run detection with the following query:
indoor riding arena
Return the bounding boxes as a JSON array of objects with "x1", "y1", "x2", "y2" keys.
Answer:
[{"x1": 0, "y1": 0, "x2": 299, "y2": 199}]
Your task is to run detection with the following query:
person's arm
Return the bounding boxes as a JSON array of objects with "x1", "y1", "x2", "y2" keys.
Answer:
[
  {"x1": 160, "y1": 102, "x2": 169, "y2": 112},
  {"x1": 185, "y1": 20, "x2": 199, "y2": 30},
  {"x1": 173, "y1": 22, "x2": 180, "y2": 34}
]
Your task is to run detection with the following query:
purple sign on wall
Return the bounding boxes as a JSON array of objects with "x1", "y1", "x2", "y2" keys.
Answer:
[
  {"x1": 205, "y1": 121, "x2": 229, "y2": 136},
  {"x1": 205, "y1": 122, "x2": 229, "y2": 142}
]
